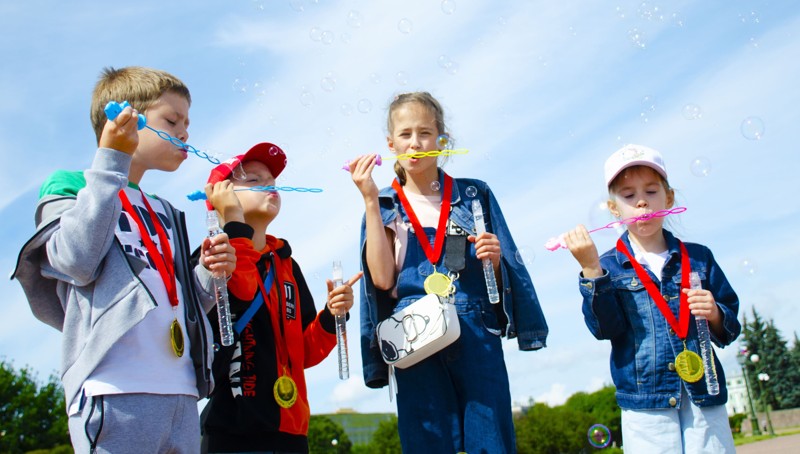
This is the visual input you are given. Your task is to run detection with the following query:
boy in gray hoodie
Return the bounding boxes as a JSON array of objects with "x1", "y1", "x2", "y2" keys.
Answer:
[{"x1": 12, "y1": 66, "x2": 235, "y2": 453}]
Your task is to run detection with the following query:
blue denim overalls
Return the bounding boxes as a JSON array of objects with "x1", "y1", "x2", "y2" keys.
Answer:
[{"x1": 393, "y1": 222, "x2": 516, "y2": 453}]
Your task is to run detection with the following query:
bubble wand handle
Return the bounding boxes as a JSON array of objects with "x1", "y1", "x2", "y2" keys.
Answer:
[
  {"x1": 207, "y1": 211, "x2": 234, "y2": 346},
  {"x1": 332, "y1": 261, "x2": 349, "y2": 380},
  {"x1": 690, "y1": 271, "x2": 719, "y2": 395},
  {"x1": 544, "y1": 207, "x2": 687, "y2": 251},
  {"x1": 472, "y1": 199, "x2": 501, "y2": 304}
]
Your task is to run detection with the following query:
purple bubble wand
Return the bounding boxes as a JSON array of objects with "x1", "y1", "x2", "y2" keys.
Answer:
[{"x1": 544, "y1": 207, "x2": 687, "y2": 251}]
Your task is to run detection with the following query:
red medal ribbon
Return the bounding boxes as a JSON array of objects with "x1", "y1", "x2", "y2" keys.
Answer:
[
  {"x1": 392, "y1": 173, "x2": 453, "y2": 266},
  {"x1": 255, "y1": 268, "x2": 289, "y2": 369},
  {"x1": 119, "y1": 189, "x2": 179, "y2": 308},
  {"x1": 616, "y1": 239, "x2": 691, "y2": 339}
]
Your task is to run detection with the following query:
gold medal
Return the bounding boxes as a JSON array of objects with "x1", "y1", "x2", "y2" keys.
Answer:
[
  {"x1": 170, "y1": 318, "x2": 184, "y2": 357},
  {"x1": 423, "y1": 269, "x2": 452, "y2": 297},
  {"x1": 273, "y1": 372, "x2": 298, "y2": 408},
  {"x1": 675, "y1": 347, "x2": 703, "y2": 383}
]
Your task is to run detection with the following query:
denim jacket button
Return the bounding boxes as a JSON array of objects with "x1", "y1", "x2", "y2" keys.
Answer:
[
  {"x1": 669, "y1": 328, "x2": 675, "y2": 335},
  {"x1": 668, "y1": 362, "x2": 676, "y2": 372},
  {"x1": 669, "y1": 397, "x2": 677, "y2": 407}
]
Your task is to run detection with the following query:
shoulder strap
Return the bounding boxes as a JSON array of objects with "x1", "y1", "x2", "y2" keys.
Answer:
[{"x1": 233, "y1": 265, "x2": 275, "y2": 334}]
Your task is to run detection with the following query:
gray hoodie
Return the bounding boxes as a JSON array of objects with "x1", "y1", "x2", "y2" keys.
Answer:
[{"x1": 11, "y1": 148, "x2": 216, "y2": 412}]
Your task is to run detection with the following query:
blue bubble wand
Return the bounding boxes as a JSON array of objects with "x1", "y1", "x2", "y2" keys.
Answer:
[
  {"x1": 104, "y1": 101, "x2": 222, "y2": 165},
  {"x1": 187, "y1": 185, "x2": 323, "y2": 201}
]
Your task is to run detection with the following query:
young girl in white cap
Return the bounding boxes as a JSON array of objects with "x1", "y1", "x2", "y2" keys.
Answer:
[{"x1": 563, "y1": 144, "x2": 739, "y2": 452}]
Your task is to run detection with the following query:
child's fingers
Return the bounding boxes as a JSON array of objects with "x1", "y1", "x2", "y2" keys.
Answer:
[{"x1": 346, "y1": 271, "x2": 364, "y2": 287}]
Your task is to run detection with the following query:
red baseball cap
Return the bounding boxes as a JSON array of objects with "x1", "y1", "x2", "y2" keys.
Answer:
[{"x1": 205, "y1": 142, "x2": 286, "y2": 209}]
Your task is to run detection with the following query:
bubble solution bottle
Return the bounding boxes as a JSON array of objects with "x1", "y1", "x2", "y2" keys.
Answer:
[
  {"x1": 332, "y1": 261, "x2": 349, "y2": 380},
  {"x1": 471, "y1": 199, "x2": 500, "y2": 304},
  {"x1": 207, "y1": 211, "x2": 234, "y2": 346},
  {"x1": 691, "y1": 271, "x2": 719, "y2": 395}
]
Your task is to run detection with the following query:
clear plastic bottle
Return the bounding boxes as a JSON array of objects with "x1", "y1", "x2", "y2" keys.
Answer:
[
  {"x1": 207, "y1": 211, "x2": 234, "y2": 346},
  {"x1": 691, "y1": 271, "x2": 719, "y2": 395},
  {"x1": 471, "y1": 199, "x2": 500, "y2": 304},
  {"x1": 332, "y1": 261, "x2": 349, "y2": 380}
]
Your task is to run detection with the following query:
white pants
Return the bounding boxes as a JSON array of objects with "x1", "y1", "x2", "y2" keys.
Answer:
[{"x1": 621, "y1": 387, "x2": 735, "y2": 453}]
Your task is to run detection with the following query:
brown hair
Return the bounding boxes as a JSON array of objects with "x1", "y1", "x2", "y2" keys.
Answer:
[
  {"x1": 386, "y1": 92, "x2": 448, "y2": 185},
  {"x1": 90, "y1": 66, "x2": 191, "y2": 143}
]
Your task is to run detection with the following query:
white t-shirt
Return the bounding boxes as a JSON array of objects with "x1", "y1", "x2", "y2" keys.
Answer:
[
  {"x1": 630, "y1": 241, "x2": 670, "y2": 281},
  {"x1": 386, "y1": 191, "x2": 442, "y2": 296},
  {"x1": 70, "y1": 186, "x2": 196, "y2": 414}
]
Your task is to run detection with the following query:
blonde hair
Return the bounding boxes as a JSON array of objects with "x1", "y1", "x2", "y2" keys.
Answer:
[
  {"x1": 90, "y1": 66, "x2": 191, "y2": 143},
  {"x1": 387, "y1": 92, "x2": 448, "y2": 186}
]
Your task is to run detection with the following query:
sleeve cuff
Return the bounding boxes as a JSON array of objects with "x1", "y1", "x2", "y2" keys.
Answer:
[{"x1": 223, "y1": 221, "x2": 254, "y2": 239}]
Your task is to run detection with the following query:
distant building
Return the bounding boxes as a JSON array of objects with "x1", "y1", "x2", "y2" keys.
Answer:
[
  {"x1": 319, "y1": 409, "x2": 396, "y2": 445},
  {"x1": 725, "y1": 373, "x2": 751, "y2": 416}
]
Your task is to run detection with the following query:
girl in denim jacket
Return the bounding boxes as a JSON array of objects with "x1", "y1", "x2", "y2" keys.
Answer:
[
  {"x1": 347, "y1": 92, "x2": 548, "y2": 454},
  {"x1": 564, "y1": 144, "x2": 739, "y2": 452}
]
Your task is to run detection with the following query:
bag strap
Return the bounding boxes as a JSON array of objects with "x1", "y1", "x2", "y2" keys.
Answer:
[{"x1": 233, "y1": 265, "x2": 275, "y2": 335}]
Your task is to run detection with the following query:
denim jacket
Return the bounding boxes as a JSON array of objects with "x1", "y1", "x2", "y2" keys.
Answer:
[
  {"x1": 580, "y1": 230, "x2": 740, "y2": 409},
  {"x1": 359, "y1": 171, "x2": 549, "y2": 388}
]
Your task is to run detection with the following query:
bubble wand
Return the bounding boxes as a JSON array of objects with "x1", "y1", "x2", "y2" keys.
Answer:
[
  {"x1": 472, "y1": 199, "x2": 501, "y2": 304},
  {"x1": 186, "y1": 185, "x2": 323, "y2": 201},
  {"x1": 690, "y1": 271, "x2": 720, "y2": 395},
  {"x1": 341, "y1": 134, "x2": 467, "y2": 171},
  {"x1": 544, "y1": 207, "x2": 687, "y2": 251},
  {"x1": 104, "y1": 101, "x2": 222, "y2": 165}
]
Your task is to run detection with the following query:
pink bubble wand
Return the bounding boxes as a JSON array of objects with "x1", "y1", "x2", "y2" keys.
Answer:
[{"x1": 544, "y1": 207, "x2": 687, "y2": 251}]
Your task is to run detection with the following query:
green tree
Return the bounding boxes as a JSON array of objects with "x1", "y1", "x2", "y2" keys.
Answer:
[
  {"x1": 360, "y1": 415, "x2": 400, "y2": 454},
  {"x1": 777, "y1": 332, "x2": 800, "y2": 409},
  {"x1": 307, "y1": 415, "x2": 352, "y2": 453},
  {"x1": 741, "y1": 308, "x2": 795, "y2": 410},
  {"x1": 0, "y1": 360, "x2": 70, "y2": 453},
  {"x1": 563, "y1": 385, "x2": 622, "y2": 447},
  {"x1": 515, "y1": 402, "x2": 596, "y2": 454}
]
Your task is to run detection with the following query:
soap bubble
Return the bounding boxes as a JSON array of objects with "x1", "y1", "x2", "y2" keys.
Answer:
[
  {"x1": 514, "y1": 246, "x2": 535, "y2": 266},
  {"x1": 672, "y1": 12, "x2": 685, "y2": 27},
  {"x1": 232, "y1": 77, "x2": 248, "y2": 93},
  {"x1": 587, "y1": 424, "x2": 612, "y2": 448},
  {"x1": 340, "y1": 103, "x2": 354, "y2": 116},
  {"x1": 682, "y1": 103, "x2": 702, "y2": 120},
  {"x1": 628, "y1": 28, "x2": 646, "y2": 49},
  {"x1": 320, "y1": 72, "x2": 337, "y2": 92},
  {"x1": 321, "y1": 30, "x2": 335, "y2": 44},
  {"x1": 340, "y1": 32, "x2": 352, "y2": 44},
  {"x1": 395, "y1": 71, "x2": 408, "y2": 85},
  {"x1": 357, "y1": 98, "x2": 372, "y2": 114},
  {"x1": 740, "y1": 116, "x2": 765, "y2": 140},
  {"x1": 370, "y1": 73, "x2": 381, "y2": 84},
  {"x1": 299, "y1": 88, "x2": 314, "y2": 107},
  {"x1": 740, "y1": 258, "x2": 757, "y2": 276},
  {"x1": 430, "y1": 180, "x2": 441, "y2": 192},
  {"x1": 309, "y1": 27, "x2": 322, "y2": 42},
  {"x1": 269, "y1": 145, "x2": 282, "y2": 156},
  {"x1": 690, "y1": 157, "x2": 712, "y2": 177},
  {"x1": 346, "y1": 10, "x2": 363, "y2": 28},
  {"x1": 465, "y1": 186, "x2": 478, "y2": 198},
  {"x1": 441, "y1": 0, "x2": 456, "y2": 15},
  {"x1": 289, "y1": 0, "x2": 305, "y2": 12},
  {"x1": 398, "y1": 18, "x2": 413, "y2": 34},
  {"x1": 437, "y1": 134, "x2": 450, "y2": 148}
]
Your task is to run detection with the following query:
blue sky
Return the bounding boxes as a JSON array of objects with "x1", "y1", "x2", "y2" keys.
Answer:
[{"x1": 1, "y1": 0, "x2": 798, "y2": 415}]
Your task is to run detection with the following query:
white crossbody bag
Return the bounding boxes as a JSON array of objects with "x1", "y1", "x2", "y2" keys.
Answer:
[{"x1": 376, "y1": 293, "x2": 460, "y2": 369}]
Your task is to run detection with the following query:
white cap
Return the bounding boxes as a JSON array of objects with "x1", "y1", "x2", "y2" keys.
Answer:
[{"x1": 604, "y1": 144, "x2": 668, "y2": 187}]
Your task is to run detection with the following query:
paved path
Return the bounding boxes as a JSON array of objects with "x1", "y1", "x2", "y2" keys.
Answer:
[{"x1": 736, "y1": 433, "x2": 800, "y2": 453}]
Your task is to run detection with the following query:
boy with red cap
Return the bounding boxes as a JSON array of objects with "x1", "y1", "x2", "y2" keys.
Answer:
[{"x1": 199, "y1": 143, "x2": 362, "y2": 453}]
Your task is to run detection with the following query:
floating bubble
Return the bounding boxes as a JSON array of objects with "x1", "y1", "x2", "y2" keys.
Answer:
[
  {"x1": 395, "y1": 71, "x2": 408, "y2": 85},
  {"x1": 269, "y1": 145, "x2": 282, "y2": 156},
  {"x1": 690, "y1": 157, "x2": 712, "y2": 177},
  {"x1": 682, "y1": 103, "x2": 702, "y2": 120},
  {"x1": 740, "y1": 116, "x2": 765, "y2": 140},
  {"x1": 309, "y1": 27, "x2": 322, "y2": 41},
  {"x1": 740, "y1": 258, "x2": 757, "y2": 276},
  {"x1": 326, "y1": 126, "x2": 336, "y2": 137},
  {"x1": 641, "y1": 95, "x2": 657, "y2": 112},
  {"x1": 437, "y1": 54, "x2": 450, "y2": 69},
  {"x1": 628, "y1": 28, "x2": 646, "y2": 49},
  {"x1": 437, "y1": 134, "x2": 449, "y2": 148},
  {"x1": 615, "y1": 6, "x2": 626, "y2": 19},
  {"x1": 340, "y1": 103, "x2": 354, "y2": 116},
  {"x1": 347, "y1": 10, "x2": 363, "y2": 28},
  {"x1": 515, "y1": 246, "x2": 535, "y2": 266},
  {"x1": 638, "y1": 2, "x2": 654, "y2": 21},
  {"x1": 321, "y1": 30, "x2": 335, "y2": 44},
  {"x1": 252, "y1": 0, "x2": 265, "y2": 11},
  {"x1": 497, "y1": 16, "x2": 508, "y2": 26},
  {"x1": 370, "y1": 73, "x2": 381, "y2": 84},
  {"x1": 320, "y1": 72, "x2": 337, "y2": 92},
  {"x1": 446, "y1": 61, "x2": 460, "y2": 75},
  {"x1": 232, "y1": 162, "x2": 247, "y2": 181},
  {"x1": 398, "y1": 18, "x2": 413, "y2": 34},
  {"x1": 340, "y1": 32, "x2": 351, "y2": 44},
  {"x1": 587, "y1": 424, "x2": 612, "y2": 448},
  {"x1": 357, "y1": 98, "x2": 372, "y2": 114},
  {"x1": 300, "y1": 88, "x2": 314, "y2": 107},
  {"x1": 232, "y1": 77, "x2": 248, "y2": 93},
  {"x1": 441, "y1": 0, "x2": 456, "y2": 15},
  {"x1": 672, "y1": 11, "x2": 685, "y2": 27},
  {"x1": 289, "y1": 0, "x2": 305, "y2": 12},
  {"x1": 465, "y1": 186, "x2": 478, "y2": 198},
  {"x1": 431, "y1": 180, "x2": 441, "y2": 192}
]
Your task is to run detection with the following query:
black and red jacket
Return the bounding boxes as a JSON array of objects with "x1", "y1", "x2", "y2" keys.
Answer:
[{"x1": 200, "y1": 222, "x2": 336, "y2": 453}]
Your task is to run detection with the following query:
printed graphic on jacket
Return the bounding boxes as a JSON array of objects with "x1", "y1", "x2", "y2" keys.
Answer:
[{"x1": 229, "y1": 323, "x2": 257, "y2": 398}]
